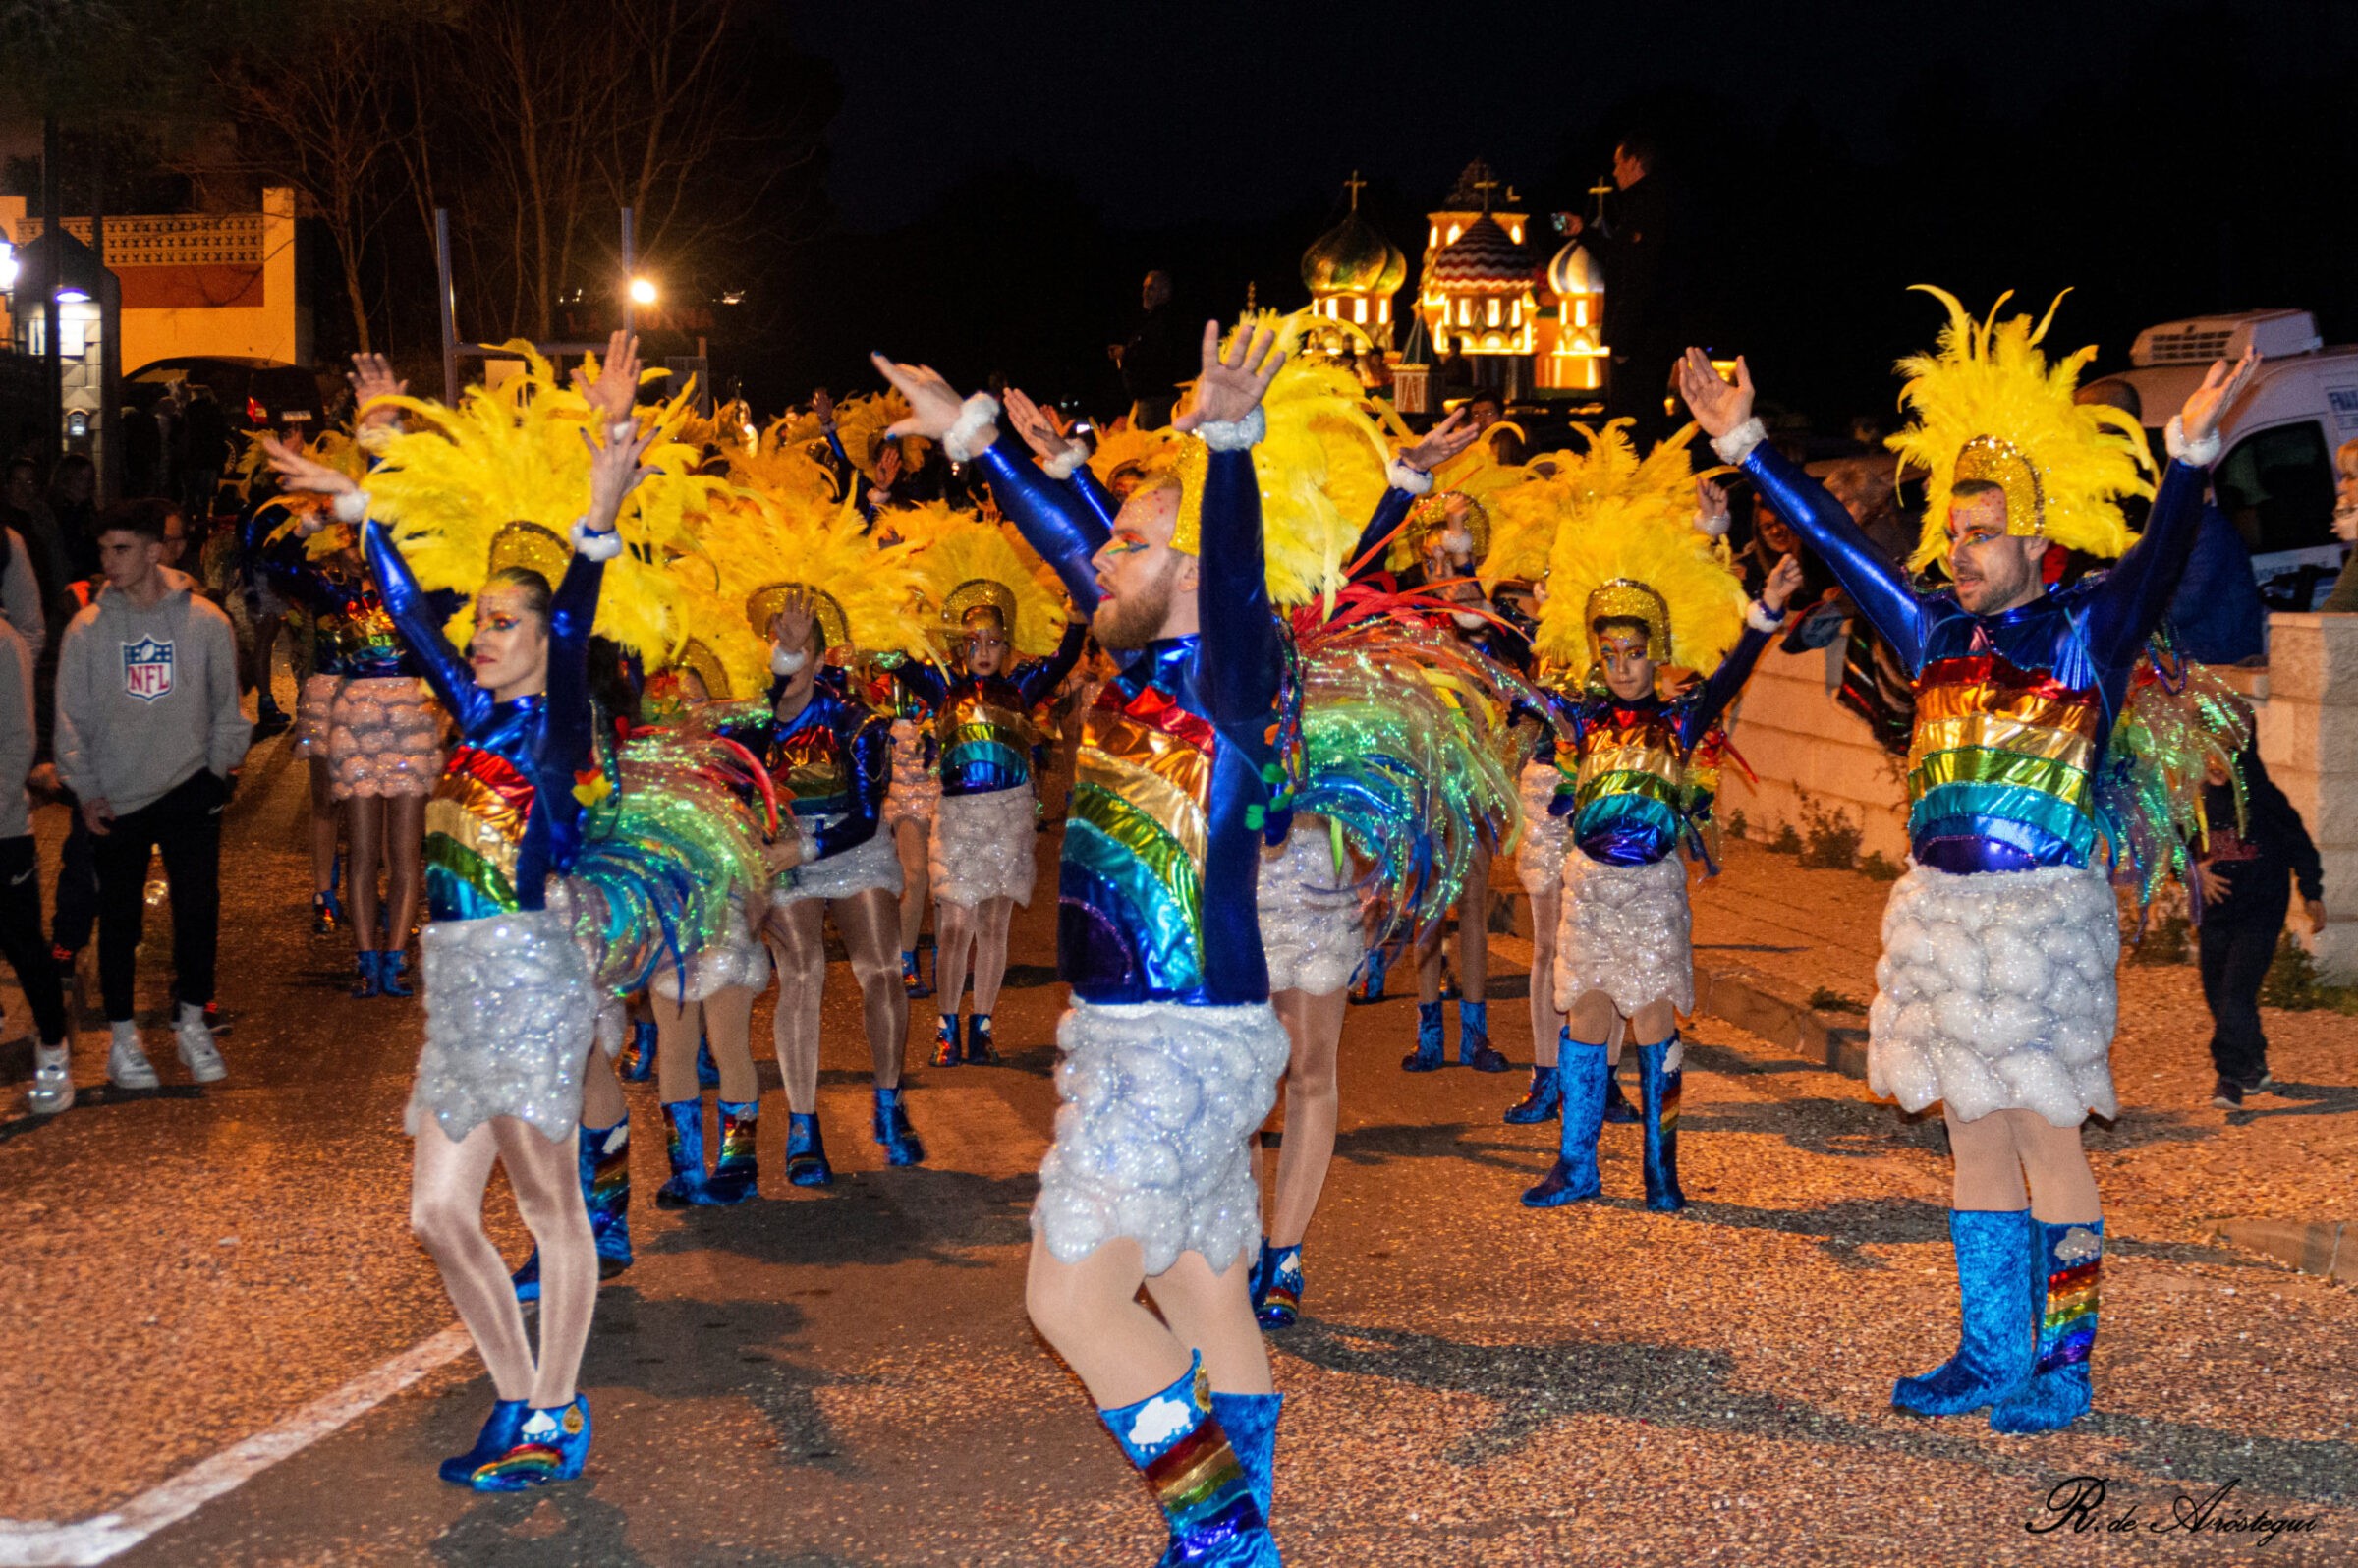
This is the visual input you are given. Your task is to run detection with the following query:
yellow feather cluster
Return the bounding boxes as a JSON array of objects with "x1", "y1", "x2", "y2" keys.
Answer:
[
  {"x1": 1484, "y1": 420, "x2": 1711, "y2": 590},
  {"x1": 1534, "y1": 425, "x2": 1747, "y2": 683},
  {"x1": 1385, "y1": 433, "x2": 1530, "y2": 573},
  {"x1": 765, "y1": 391, "x2": 924, "y2": 482},
  {"x1": 1888, "y1": 287, "x2": 2153, "y2": 572},
  {"x1": 250, "y1": 428, "x2": 370, "y2": 557},
  {"x1": 893, "y1": 501, "x2": 1070, "y2": 657},
  {"x1": 360, "y1": 345, "x2": 725, "y2": 664}
]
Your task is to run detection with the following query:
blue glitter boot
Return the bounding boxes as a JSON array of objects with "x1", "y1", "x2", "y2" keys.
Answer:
[
  {"x1": 873, "y1": 1084, "x2": 926, "y2": 1166},
  {"x1": 618, "y1": 1017, "x2": 656, "y2": 1081},
  {"x1": 785, "y1": 1112, "x2": 833, "y2": 1187},
  {"x1": 582, "y1": 1120, "x2": 633, "y2": 1277},
  {"x1": 1602, "y1": 1064, "x2": 1640, "y2": 1124},
  {"x1": 439, "y1": 1399, "x2": 529, "y2": 1484},
  {"x1": 1503, "y1": 1064, "x2": 1562, "y2": 1124},
  {"x1": 1401, "y1": 1001, "x2": 1446, "y2": 1072},
  {"x1": 705, "y1": 1100, "x2": 760, "y2": 1205},
  {"x1": 1891, "y1": 1208, "x2": 2035, "y2": 1417},
  {"x1": 1209, "y1": 1389, "x2": 1283, "y2": 1524},
  {"x1": 1523, "y1": 1036, "x2": 1606, "y2": 1207},
  {"x1": 901, "y1": 948, "x2": 933, "y2": 999},
  {"x1": 1255, "y1": 1243, "x2": 1303, "y2": 1329},
  {"x1": 349, "y1": 948, "x2": 381, "y2": 999},
  {"x1": 1990, "y1": 1219, "x2": 2103, "y2": 1434},
  {"x1": 379, "y1": 950, "x2": 414, "y2": 999},
  {"x1": 1458, "y1": 1000, "x2": 1509, "y2": 1071},
  {"x1": 1348, "y1": 946, "x2": 1387, "y2": 1005},
  {"x1": 654, "y1": 1099, "x2": 710, "y2": 1208},
  {"x1": 509, "y1": 1249, "x2": 541, "y2": 1303},
  {"x1": 1097, "y1": 1354, "x2": 1278, "y2": 1567},
  {"x1": 964, "y1": 1013, "x2": 1000, "y2": 1066},
  {"x1": 1636, "y1": 1035, "x2": 1687, "y2": 1212},
  {"x1": 933, "y1": 1013, "x2": 962, "y2": 1068},
  {"x1": 470, "y1": 1394, "x2": 590, "y2": 1490}
]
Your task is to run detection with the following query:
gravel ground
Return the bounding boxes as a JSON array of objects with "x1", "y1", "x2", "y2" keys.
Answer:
[{"x1": 2, "y1": 730, "x2": 2352, "y2": 1565}]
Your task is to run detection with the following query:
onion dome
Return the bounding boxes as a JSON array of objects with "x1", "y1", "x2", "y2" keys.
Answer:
[
  {"x1": 1545, "y1": 239, "x2": 1602, "y2": 297},
  {"x1": 1432, "y1": 214, "x2": 1535, "y2": 290},
  {"x1": 1302, "y1": 209, "x2": 1408, "y2": 297}
]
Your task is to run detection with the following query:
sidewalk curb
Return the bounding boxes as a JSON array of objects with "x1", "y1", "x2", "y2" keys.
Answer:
[
  {"x1": 2212, "y1": 1219, "x2": 2357, "y2": 1285},
  {"x1": 1695, "y1": 963, "x2": 1870, "y2": 1080}
]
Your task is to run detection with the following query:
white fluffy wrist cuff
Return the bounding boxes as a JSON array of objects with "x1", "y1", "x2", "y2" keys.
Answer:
[
  {"x1": 1746, "y1": 599, "x2": 1783, "y2": 633},
  {"x1": 1195, "y1": 407, "x2": 1265, "y2": 452},
  {"x1": 331, "y1": 488, "x2": 369, "y2": 525},
  {"x1": 2165, "y1": 415, "x2": 2220, "y2": 468},
  {"x1": 570, "y1": 520, "x2": 624, "y2": 561},
  {"x1": 942, "y1": 393, "x2": 1001, "y2": 464},
  {"x1": 1386, "y1": 458, "x2": 1434, "y2": 496},
  {"x1": 1712, "y1": 418, "x2": 1768, "y2": 466},
  {"x1": 1042, "y1": 440, "x2": 1088, "y2": 481},
  {"x1": 1695, "y1": 508, "x2": 1732, "y2": 538}
]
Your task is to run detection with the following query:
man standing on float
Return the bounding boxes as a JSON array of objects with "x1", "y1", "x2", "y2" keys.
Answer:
[{"x1": 1676, "y1": 296, "x2": 2254, "y2": 1433}]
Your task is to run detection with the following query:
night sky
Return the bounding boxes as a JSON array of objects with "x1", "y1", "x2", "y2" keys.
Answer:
[{"x1": 749, "y1": 0, "x2": 2358, "y2": 430}]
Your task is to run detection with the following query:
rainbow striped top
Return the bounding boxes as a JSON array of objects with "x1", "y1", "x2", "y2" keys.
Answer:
[{"x1": 1906, "y1": 651, "x2": 2103, "y2": 869}]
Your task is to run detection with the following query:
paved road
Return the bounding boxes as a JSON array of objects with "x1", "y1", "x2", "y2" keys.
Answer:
[{"x1": 3, "y1": 732, "x2": 2353, "y2": 1565}]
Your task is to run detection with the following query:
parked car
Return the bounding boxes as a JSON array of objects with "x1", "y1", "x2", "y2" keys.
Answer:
[
  {"x1": 124, "y1": 356, "x2": 325, "y2": 435},
  {"x1": 2085, "y1": 309, "x2": 2354, "y2": 610}
]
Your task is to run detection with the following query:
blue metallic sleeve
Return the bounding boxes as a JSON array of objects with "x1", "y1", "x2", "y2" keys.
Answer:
[
  {"x1": 539, "y1": 546, "x2": 608, "y2": 786},
  {"x1": 894, "y1": 657, "x2": 948, "y2": 710},
  {"x1": 1743, "y1": 444, "x2": 1929, "y2": 671},
  {"x1": 1017, "y1": 616, "x2": 1091, "y2": 706},
  {"x1": 1066, "y1": 465, "x2": 1120, "y2": 534},
  {"x1": 973, "y1": 433, "x2": 1108, "y2": 612},
  {"x1": 1680, "y1": 620, "x2": 1774, "y2": 750},
  {"x1": 2085, "y1": 458, "x2": 2209, "y2": 672},
  {"x1": 365, "y1": 519, "x2": 487, "y2": 732},
  {"x1": 1349, "y1": 486, "x2": 1416, "y2": 583},
  {"x1": 813, "y1": 710, "x2": 889, "y2": 859},
  {"x1": 1198, "y1": 448, "x2": 1281, "y2": 725}
]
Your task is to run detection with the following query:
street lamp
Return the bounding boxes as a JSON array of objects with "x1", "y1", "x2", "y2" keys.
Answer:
[
  {"x1": 628, "y1": 276, "x2": 658, "y2": 307},
  {"x1": 0, "y1": 240, "x2": 17, "y2": 292}
]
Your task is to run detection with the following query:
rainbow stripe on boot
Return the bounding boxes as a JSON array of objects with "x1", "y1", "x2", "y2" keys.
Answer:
[{"x1": 1097, "y1": 1353, "x2": 1278, "y2": 1566}]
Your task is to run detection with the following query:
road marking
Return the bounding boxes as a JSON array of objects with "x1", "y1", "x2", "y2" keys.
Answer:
[{"x1": 0, "y1": 1322, "x2": 474, "y2": 1566}]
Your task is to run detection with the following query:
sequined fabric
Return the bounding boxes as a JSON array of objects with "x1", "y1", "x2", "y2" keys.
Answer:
[
  {"x1": 882, "y1": 717, "x2": 939, "y2": 831},
  {"x1": 425, "y1": 740, "x2": 536, "y2": 922},
  {"x1": 929, "y1": 785, "x2": 1039, "y2": 909},
  {"x1": 935, "y1": 685, "x2": 1036, "y2": 796},
  {"x1": 648, "y1": 893, "x2": 768, "y2": 1004},
  {"x1": 775, "y1": 812, "x2": 903, "y2": 905},
  {"x1": 1553, "y1": 849, "x2": 1694, "y2": 1017},
  {"x1": 1256, "y1": 822, "x2": 1363, "y2": 997},
  {"x1": 1036, "y1": 1000, "x2": 1289, "y2": 1277},
  {"x1": 1907, "y1": 652, "x2": 2103, "y2": 869},
  {"x1": 407, "y1": 906, "x2": 600, "y2": 1145},
  {"x1": 1514, "y1": 759, "x2": 1569, "y2": 897},
  {"x1": 293, "y1": 673, "x2": 341, "y2": 761},
  {"x1": 1868, "y1": 862, "x2": 2118, "y2": 1126},
  {"x1": 327, "y1": 675, "x2": 444, "y2": 801}
]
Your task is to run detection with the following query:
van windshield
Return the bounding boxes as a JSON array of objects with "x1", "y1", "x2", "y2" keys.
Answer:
[{"x1": 2213, "y1": 420, "x2": 2334, "y2": 554}]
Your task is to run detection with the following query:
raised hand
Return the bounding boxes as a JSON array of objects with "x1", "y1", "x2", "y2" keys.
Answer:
[
  {"x1": 1763, "y1": 553, "x2": 1806, "y2": 614},
  {"x1": 1174, "y1": 320, "x2": 1282, "y2": 432},
  {"x1": 262, "y1": 434, "x2": 359, "y2": 497},
  {"x1": 348, "y1": 353, "x2": 408, "y2": 430},
  {"x1": 580, "y1": 420, "x2": 661, "y2": 533},
  {"x1": 1675, "y1": 348, "x2": 1753, "y2": 440},
  {"x1": 2180, "y1": 348, "x2": 2260, "y2": 448},
  {"x1": 870, "y1": 354, "x2": 970, "y2": 442},
  {"x1": 875, "y1": 444, "x2": 903, "y2": 488},
  {"x1": 1697, "y1": 476, "x2": 1731, "y2": 526},
  {"x1": 772, "y1": 586, "x2": 816, "y2": 652},
  {"x1": 573, "y1": 329, "x2": 644, "y2": 426},
  {"x1": 1398, "y1": 407, "x2": 1481, "y2": 473},
  {"x1": 813, "y1": 386, "x2": 836, "y2": 427},
  {"x1": 1003, "y1": 387, "x2": 1078, "y2": 464}
]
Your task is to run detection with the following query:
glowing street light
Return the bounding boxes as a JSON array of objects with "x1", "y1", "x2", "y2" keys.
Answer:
[{"x1": 628, "y1": 276, "x2": 658, "y2": 307}]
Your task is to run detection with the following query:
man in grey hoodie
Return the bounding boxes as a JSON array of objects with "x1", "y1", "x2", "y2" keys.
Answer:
[{"x1": 54, "y1": 499, "x2": 252, "y2": 1090}]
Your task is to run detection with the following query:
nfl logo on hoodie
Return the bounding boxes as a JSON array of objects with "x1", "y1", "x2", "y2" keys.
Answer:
[{"x1": 123, "y1": 636, "x2": 175, "y2": 703}]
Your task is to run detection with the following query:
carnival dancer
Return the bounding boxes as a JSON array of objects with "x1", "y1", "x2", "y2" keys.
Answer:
[
  {"x1": 696, "y1": 479, "x2": 934, "y2": 1184},
  {"x1": 879, "y1": 323, "x2": 1290, "y2": 1564},
  {"x1": 879, "y1": 671, "x2": 940, "y2": 998},
  {"x1": 1515, "y1": 423, "x2": 1798, "y2": 1211},
  {"x1": 895, "y1": 508, "x2": 1085, "y2": 1066},
  {"x1": 267, "y1": 330, "x2": 758, "y2": 1487},
  {"x1": 1676, "y1": 293, "x2": 2256, "y2": 1432}
]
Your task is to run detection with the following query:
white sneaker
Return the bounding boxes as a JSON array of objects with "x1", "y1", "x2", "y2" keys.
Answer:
[
  {"x1": 176, "y1": 1006, "x2": 227, "y2": 1084},
  {"x1": 28, "y1": 1040, "x2": 74, "y2": 1114},
  {"x1": 108, "y1": 1029, "x2": 160, "y2": 1091}
]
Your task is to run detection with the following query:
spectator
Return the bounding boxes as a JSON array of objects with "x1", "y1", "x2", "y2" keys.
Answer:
[
  {"x1": 179, "y1": 384, "x2": 232, "y2": 521},
  {"x1": 47, "y1": 454, "x2": 99, "y2": 581},
  {"x1": 1563, "y1": 130, "x2": 1692, "y2": 446},
  {"x1": 2194, "y1": 723, "x2": 2326, "y2": 1109},
  {"x1": 2, "y1": 516, "x2": 43, "y2": 650},
  {"x1": 122, "y1": 400, "x2": 164, "y2": 500},
  {"x1": 1, "y1": 612, "x2": 75, "y2": 1114},
  {"x1": 1464, "y1": 389, "x2": 1524, "y2": 464},
  {"x1": 2318, "y1": 435, "x2": 2358, "y2": 612},
  {"x1": 3, "y1": 457, "x2": 72, "y2": 623},
  {"x1": 1111, "y1": 270, "x2": 1189, "y2": 430},
  {"x1": 53, "y1": 498, "x2": 250, "y2": 1092}
]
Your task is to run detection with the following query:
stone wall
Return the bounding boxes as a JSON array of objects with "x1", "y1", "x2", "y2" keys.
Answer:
[{"x1": 1716, "y1": 640, "x2": 1911, "y2": 865}]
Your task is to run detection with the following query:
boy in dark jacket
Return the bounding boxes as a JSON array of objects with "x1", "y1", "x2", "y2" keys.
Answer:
[{"x1": 2195, "y1": 731, "x2": 2327, "y2": 1108}]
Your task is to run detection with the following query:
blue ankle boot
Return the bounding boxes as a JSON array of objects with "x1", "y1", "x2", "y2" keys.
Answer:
[
  {"x1": 1255, "y1": 1243, "x2": 1303, "y2": 1329},
  {"x1": 1503, "y1": 1064, "x2": 1562, "y2": 1123},
  {"x1": 1892, "y1": 1208, "x2": 2035, "y2": 1417},
  {"x1": 1401, "y1": 1001, "x2": 1446, "y2": 1072},
  {"x1": 933, "y1": 1013, "x2": 962, "y2": 1068},
  {"x1": 964, "y1": 1013, "x2": 1000, "y2": 1066},
  {"x1": 1990, "y1": 1219, "x2": 2103, "y2": 1433},
  {"x1": 1208, "y1": 1389, "x2": 1284, "y2": 1524},
  {"x1": 350, "y1": 949, "x2": 381, "y2": 999},
  {"x1": 1097, "y1": 1354, "x2": 1278, "y2": 1566},
  {"x1": 1636, "y1": 1035, "x2": 1687, "y2": 1212},
  {"x1": 439, "y1": 1399, "x2": 529, "y2": 1484},
  {"x1": 582, "y1": 1120, "x2": 633, "y2": 1276},
  {"x1": 705, "y1": 1100, "x2": 759, "y2": 1204},
  {"x1": 786, "y1": 1112, "x2": 833, "y2": 1186},
  {"x1": 379, "y1": 950, "x2": 414, "y2": 998},
  {"x1": 470, "y1": 1394, "x2": 591, "y2": 1490},
  {"x1": 654, "y1": 1099, "x2": 711, "y2": 1208},
  {"x1": 618, "y1": 1018, "x2": 657, "y2": 1081},
  {"x1": 1458, "y1": 1000, "x2": 1509, "y2": 1071},
  {"x1": 1348, "y1": 947, "x2": 1387, "y2": 1005},
  {"x1": 873, "y1": 1085, "x2": 926, "y2": 1166},
  {"x1": 1523, "y1": 1036, "x2": 1606, "y2": 1207},
  {"x1": 901, "y1": 948, "x2": 933, "y2": 999}
]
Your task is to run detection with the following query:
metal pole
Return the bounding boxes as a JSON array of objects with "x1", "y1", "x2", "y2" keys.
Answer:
[
  {"x1": 41, "y1": 116, "x2": 62, "y2": 463},
  {"x1": 433, "y1": 207, "x2": 458, "y2": 405},
  {"x1": 619, "y1": 206, "x2": 636, "y2": 336}
]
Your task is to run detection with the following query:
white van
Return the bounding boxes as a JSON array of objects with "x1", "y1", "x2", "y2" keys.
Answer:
[{"x1": 2084, "y1": 308, "x2": 2355, "y2": 610}]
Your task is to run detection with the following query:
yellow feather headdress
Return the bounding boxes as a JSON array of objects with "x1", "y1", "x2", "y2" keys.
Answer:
[
  {"x1": 1382, "y1": 433, "x2": 1529, "y2": 574},
  {"x1": 250, "y1": 428, "x2": 370, "y2": 558},
  {"x1": 1483, "y1": 420, "x2": 1715, "y2": 590},
  {"x1": 1533, "y1": 425, "x2": 1746, "y2": 683},
  {"x1": 1887, "y1": 287, "x2": 2154, "y2": 573},
  {"x1": 360, "y1": 344, "x2": 724, "y2": 663},
  {"x1": 1082, "y1": 309, "x2": 1390, "y2": 610},
  {"x1": 893, "y1": 502, "x2": 1070, "y2": 657},
  {"x1": 764, "y1": 391, "x2": 926, "y2": 483}
]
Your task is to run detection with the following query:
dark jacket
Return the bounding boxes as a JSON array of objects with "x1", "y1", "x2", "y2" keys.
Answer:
[{"x1": 2199, "y1": 739, "x2": 2323, "y2": 924}]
